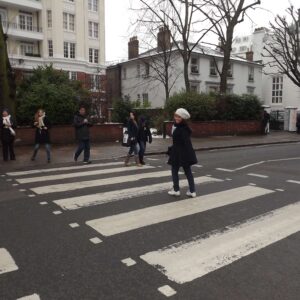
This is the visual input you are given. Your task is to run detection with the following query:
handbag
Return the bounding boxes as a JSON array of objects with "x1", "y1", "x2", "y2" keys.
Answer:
[{"x1": 122, "y1": 129, "x2": 130, "y2": 147}]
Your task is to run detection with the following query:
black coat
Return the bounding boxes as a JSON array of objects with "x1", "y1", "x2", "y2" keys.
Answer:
[
  {"x1": 1, "y1": 116, "x2": 16, "y2": 142},
  {"x1": 137, "y1": 122, "x2": 152, "y2": 143},
  {"x1": 127, "y1": 119, "x2": 139, "y2": 141},
  {"x1": 168, "y1": 122, "x2": 197, "y2": 167},
  {"x1": 74, "y1": 113, "x2": 92, "y2": 141},
  {"x1": 34, "y1": 116, "x2": 51, "y2": 144}
]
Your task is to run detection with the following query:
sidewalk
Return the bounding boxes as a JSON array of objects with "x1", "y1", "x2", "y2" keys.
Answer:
[{"x1": 1, "y1": 131, "x2": 300, "y2": 170}]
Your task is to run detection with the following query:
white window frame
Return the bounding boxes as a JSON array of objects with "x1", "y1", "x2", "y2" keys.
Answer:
[
  {"x1": 272, "y1": 76, "x2": 283, "y2": 104},
  {"x1": 210, "y1": 59, "x2": 218, "y2": 76},
  {"x1": 20, "y1": 42, "x2": 34, "y2": 56},
  {"x1": 88, "y1": 0, "x2": 98, "y2": 12},
  {"x1": 247, "y1": 87, "x2": 255, "y2": 95},
  {"x1": 142, "y1": 93, "x2": 149, "y2": 106},
  {"x1": 227, "y1": 62, "x2": 233, "y2": 78},
  {"x1": 190, "y1": 57, "x2": 199, "y2": 74},
  {"x1": 19, "y1": 13, "x2": 33, "y2": 31},
  {"x1": 89, "y1": 48, "x2": 99, "y2": 64},
  {"x1": 190, "y1": 81, "x2": 200, "y2": 93},
  {"x1": 69, "y1": 71, "x2": 77, "y2": 80},
  {"x1": 47, "y1": 10, "x2": 52, "y2": 28},
  {"x1": 248, "y1": 66, "x2": 254, "y2": 82},
  {"x1": 0, "y1": 9, "x2": 7, "y2": 27},
  {"x1": 137, "y1": 63, "x2": 141, "y2": 78},
  {"x1": 63, "y1": 12, "x2": 75, "y2": 32},
  {"x1": 90, "y1": 74, "x2": 100, "y2": 91},
  {"x1": 48, "y1": 40, "x2": 53, "y2": 57},
  {"x1": 88, "y1": 21, "x2": 99, "y2": 39},
  {"x1": 64, "y1": 42, "x2": 76, "y2": 59}
]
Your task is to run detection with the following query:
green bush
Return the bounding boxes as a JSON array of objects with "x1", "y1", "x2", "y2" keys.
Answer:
[
  {"x1": 165, "y1": 92, "x2": 262, "y2": 121},
  {"x1": 16, "y1": 65, "x2": 90, "y2": 125},
  {"x1": 112, "y1": 98, "x2": 133, "y2": 125}
]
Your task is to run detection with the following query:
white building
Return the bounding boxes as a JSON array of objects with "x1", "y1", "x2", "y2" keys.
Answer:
[
  {"x1": 232, "y1": 27, "x2": 300, "y2": 111},
  {"x1": 0, "y1": 0, "x2": 105, "y2": 85},
  {"x1": 110, "y1": 29, "x2": 263, "y2": 108}
]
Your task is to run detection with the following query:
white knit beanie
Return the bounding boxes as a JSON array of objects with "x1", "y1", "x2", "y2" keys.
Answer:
[{"x1": 175, "y1": 108, "x2": 190, "y2": 120}]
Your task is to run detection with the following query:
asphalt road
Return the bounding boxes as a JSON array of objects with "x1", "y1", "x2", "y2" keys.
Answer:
[{"x1": 1, "y1": 143, "x2": 300, "y2": 300}]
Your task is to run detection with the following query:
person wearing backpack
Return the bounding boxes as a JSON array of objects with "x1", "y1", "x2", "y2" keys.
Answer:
[{"x1": 167, "y1": 108, "x2": 197, "y2": 198}]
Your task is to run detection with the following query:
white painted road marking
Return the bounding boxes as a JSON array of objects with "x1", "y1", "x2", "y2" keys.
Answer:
[
  {"x1": 6, "y1": 161, "x2": 124, "y2": 177},
  {"x1": 90, "y1": 237, "x2": 102, "y2": 244},
  {"x1": 0, "y1": 248, "x2": 18, "y2": 275},
  {"x1": 158, "y1": 285, "x2": 177, "y2": 297},
  {"x1": 216, "y1": 168, "x2": 234, "y2": 172},
  {"x1": 141, "y1": 201, "x2": 300, "y2": 284},
  {"x1": 16, "y1": 165, "x2": 154, "y2": 184},
  {"x1": 287, "y1": 180, "x2": 300, "y2": 185},
  {"x1": 31, "y1": 170, "x2": 171, "y2": 195},
  {"x1": 54, "y1": 176, "x2": 222, "y2": 211},
  {"x1": 53, "y1": 211, "x2": 62, "y2": 215},
  {"x1": 247, "y1": 173, "x2": 269, "y2": 179},
  {"x1": 121, "y1": 258, "x2": 136, "y2": 267},
  {"x1": 17, "y1": 294, "x2": 40, "y2": 300},
  {"x1": 69, "y1": 223, "x2": 80, "y2": 228},
  {"x1": 86, "y1": 186, "x2": 273, "y2": 237}
]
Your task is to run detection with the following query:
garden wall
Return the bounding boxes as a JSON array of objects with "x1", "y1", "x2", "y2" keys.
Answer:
[
  {"x1": 13, "y1": 124, "x2": 123, "y2": 146},
  {"x1": 164, "y1": 120, "x2": 262, "y2": 137}
]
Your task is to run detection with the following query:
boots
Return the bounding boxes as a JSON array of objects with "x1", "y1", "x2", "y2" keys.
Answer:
[
  {"x1": 124, "y1": 154, "x2": 130, "y2": 166},
  {"x1": 135, "y1": 155, "x2": 143, "y2": 167},
  {"x1": 31, "y1": 150, "x2": 38, "y2": 161}
]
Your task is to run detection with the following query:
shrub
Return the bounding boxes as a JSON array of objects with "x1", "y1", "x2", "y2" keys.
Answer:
[{"x1": 112, "y1": 98, "x2": 133, "y2": 125}]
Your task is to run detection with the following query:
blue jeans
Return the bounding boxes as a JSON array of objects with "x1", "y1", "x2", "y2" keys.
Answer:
[
  {"x1": 75, "y1": 139, "x2": 90, "y2": 162},
  {"x1": 128, "y1": 142, "x2": 139, "y2": 156},
  {"x1": 33, "y1": 143, "x2": 51, "y2": 161},
  {"x1": 138, "y1": 141, "x2": 146, "y2": 162},
  {"x1": 172, "y1": 165, "x2": 195, "y2": 193}
]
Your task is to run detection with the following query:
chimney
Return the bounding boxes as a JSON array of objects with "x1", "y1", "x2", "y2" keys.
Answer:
[
  {"x1": 246, "y1": 51, "x2": 254, "y2": 62},
  {"x1": 157, "y1": 26, "x2": 171, "y2": 52},
  {"x1": 128, "y1": 36, "x2": 139, "y2": 60}
]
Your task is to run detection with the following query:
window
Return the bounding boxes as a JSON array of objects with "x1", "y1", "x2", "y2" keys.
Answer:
[
  {"x1": 210, "y1": 59, "x2": 217, "y2": 76},
  {"x1": 142, "y1": 93, "x2": 149, "y2": 106},
  {"x1": 247, "y1": 87, "x2": 255, "y2": 95},
  {"x1": 69, "y1": 71, "x2": 77, "y2": 80},
  {"x1": 248, "y1": 67, "x2": 254, "y2": 82},
  {"x1": 88, "y1": 0, "x2": 98, "y2": 12},
  {"x1": 190, "y1": 82, "x2": 200, "y2": 93},
  {"x1": 48, "y1": 40, "x2": 53, "y2": 57},
  {"x1": 272, "y1": 76, "x2": 283, "y2": 103},
  {"x1": 243, "y1": 37, "x2": 249, "y2": 42},
  {"x1": 63, "y1": 13, "x2": 75, "y2": 31},
  {"x1": 144, "y1": 62, "x2": 150, "y2": 77},
  {"x1": 137, "y1": 63, "x2": 141, "y2": 78},
  {"x1": 89, "y1": 48, "x2": 99, "y2": 63},
  {"x1": 191, "y1": 57, "x2": 199, "y2": 74},
  {"x1": 90, "y1": 74, "x2": 100, "y2": 90},
  {"x1": 123, "y1": 67, "x2": 127, "y2": 80},
  {"x1": 64, "y1": 42, "x2": 76, "y2": 58},
  {"x1": 227, "y1": 62, "x2": 233, "y2": 78},
  {"x1": 47, "y1": 10, "x2": 52, "y2": 28},
  {"x1": 20, "y1": 42, "x2": 34, "y2": 55},
  {"x1": 235, "y1": 38, "x2": 241, "y2": 43},
  {"x1": 208, "y1": 86, "x2": 219, "y2": 93},
  {"x1": 88, "y1": 21, "x2": 99, "y2": 38},
  {"x1": 19, "y1": 13, "x2": 33, "y2": 31},
  {"x1": 0, "y1": 9, "x2": 7, "y2": 29},
  {"x1": 239, "y1": 46, "x2": 247, "y2": 52}
]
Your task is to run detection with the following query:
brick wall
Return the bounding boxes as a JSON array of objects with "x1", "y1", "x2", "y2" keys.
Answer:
[
  {"x1": 14, "y1": 124, "x2": 123, "y2": 146},
  {"x1": 165, "y1": 120, "x2": 263, "y2": 137}
]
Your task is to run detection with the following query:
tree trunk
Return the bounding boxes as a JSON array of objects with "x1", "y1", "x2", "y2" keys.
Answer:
[{"x1": 183, "y1": 56, "x2": 190, "y2": 92}]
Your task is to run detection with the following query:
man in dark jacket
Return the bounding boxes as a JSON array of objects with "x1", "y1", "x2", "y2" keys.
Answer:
[
  {"x1": 137, "y1": 117, "x2": 152, "y2": 165},
  {"x1": 74, "y1": 106, "x2": 93, "y2": 164},
  {"x1": 1, "y1": 108, "x2": 16, "y2": 161}
]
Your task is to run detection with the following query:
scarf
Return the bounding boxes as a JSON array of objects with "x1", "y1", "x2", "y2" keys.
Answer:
[
  {"x1": 38, "y1": 113, "x2": 46, "y2": 129},
  {"x1": 3, "y1": 115, "x2": 16, "y2": 136}
]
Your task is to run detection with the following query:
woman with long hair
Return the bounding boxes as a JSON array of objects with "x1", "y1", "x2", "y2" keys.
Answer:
[
  {"x1": 124, "y1": 111, "x2": 142, "y2": 167},
  {"x1": 167, "y1": 108, "x2": 197, "y2": 198},
  {"x1": 31, "y1": 109, "x2": 51, "y2": 163}
]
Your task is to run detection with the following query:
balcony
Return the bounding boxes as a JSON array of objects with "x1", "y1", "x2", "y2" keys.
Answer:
[
  {"x1": 0, "y1": 0, "x2": 42, "y2": 11},
  {"x1": 2, "y1": 21, "x2": 43, "y2": 41}
]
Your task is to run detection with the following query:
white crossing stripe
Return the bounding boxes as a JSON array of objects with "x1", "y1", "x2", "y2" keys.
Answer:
[
  {"x1": 6, "y1": 161, "x2": 124, "y2": 177},
  {"x1": 17, "y1": 294, "x2": 40, "y2": 300},
  {"x1": 16, "y1": 165, "x2": 154, "y2": 184},
  {"x1": 158, "y1": 285, "x2": 177, "y2": 297},
  {"x1": 86, "y1": 186, "x2": 274, "y2": 237},
  {"x1": 90, "y1": 237, "x2": 102, "y2": 244},
  {"x1": 287, "y1": 180, "x2": 300, "y2": 185},
  {"x1": 121, "y1": 258, "x2": 136, "y2": 267},
  {"x1": 54, "y1": 176, "x2": 222, "y2": 211},
  {"x1": 216, "y1": 168, "x2": 234, "y2": 172},
  {"x1": 247, "y1": 173, "x2": 269, "y2": 179},
  {"x1": 140, "y1": 200, "x2": 300, "y2": 285},
  {"x1": 0, "y1": 248, "x2": 18, "y2": 275},
  {"x1": 31, "y1": 170, "x2": 171, "y2": 195}
]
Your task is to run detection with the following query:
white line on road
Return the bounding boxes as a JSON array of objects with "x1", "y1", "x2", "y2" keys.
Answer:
[
  {"x1": 90, "y1": 237, "x2": 102, "y2": 244},
  {"x1": 287, "y1": 180, "x2": 300, "y2": 185},
  {"x1": 158, "y1": 285, "x2": 177, "y2": 297},
  {"x1": 17, "y1": 294, "x2": 40, "y2": 300},
  {"x1": 0, "y1": 248, "x2": 18, "y2": 275},
  {"x1": 216, "y1": 168, "x2": 234, "y2": 172},
  {"x1": 31, "y1": 170, "x2": 171, "y2": 195},
  {"x1": 16, "y1": 165, "x2": 154, "y2": 184},
  {"x1": 53, "y1": 211, "x2": 62, "y2": 215},
  {"x1": 121, "y1": 258, "x2": 136, "y2": 267},
  {"x1": 247, "y1": 173, "x2": 269, "y2": 179},
  {"x1": 86, "y1": 186, "x2": 273, "y2": 237},
  {"x1": 54, "y1": 176, "x2": 222, "y2": 211},
  {"x1": 6, "y1": 162, "x2": 124, "y2": 177},
  {"x1": 140, "y1": 200, "x2": 300, "y2": 285}
]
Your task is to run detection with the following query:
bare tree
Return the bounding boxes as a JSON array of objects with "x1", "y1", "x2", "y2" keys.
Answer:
[
  {"x1": 263, "y1": 6, "x2": 300, "y2": 87},
  {"x1": 136, "y1": 0, "x2": 213, "y2": 92},
  {"x1": 194, "y1": 0, "x2": 261, "y2": 94}
]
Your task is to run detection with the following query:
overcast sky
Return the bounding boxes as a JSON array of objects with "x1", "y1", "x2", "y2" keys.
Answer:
[{"x1": 105, "y1": 0, "x2": 298, "y2": 63}]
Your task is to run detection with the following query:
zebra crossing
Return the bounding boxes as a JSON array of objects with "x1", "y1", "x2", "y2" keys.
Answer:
[{"x1": 2, "y1": 158, "x2": 299, "y2": 298}]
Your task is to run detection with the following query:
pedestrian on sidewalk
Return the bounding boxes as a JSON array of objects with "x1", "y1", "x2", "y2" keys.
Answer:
[
  {"x1": 137, "y1": 116, "x2": 152, "y2": 165},
  {"x1": 73, "y1": 106, "x2": 93, "y2": 164},
  {"x1": 124, "y1": 111, "x2": 142, "y2": 167},
  {"x1": 1, "y1": 108, "x2": 16, "y2": 161},
  {"x1": 263, "y1": 110, "x2": 270, "y2": 135},
  {"x1": 167, "y1": 108, "x2": 197, "y2": 198},
  {"x1": 31, "y1": 109, "x2": 51, "y2": 163}
]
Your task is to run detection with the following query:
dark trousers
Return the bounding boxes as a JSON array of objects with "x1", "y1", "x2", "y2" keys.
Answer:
[
  {"x1": 2, "y1": 139, "x2": 15, "y2": 161},
  {"x1": 172, "y1": 165, "x2": 195, "y2": 193},
  {"x1": 138, "y1": 141, "x2": 146, "y2": 162},
  {"x1": 75, "y1": 139, "x2": 90, "y2": 162}
]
